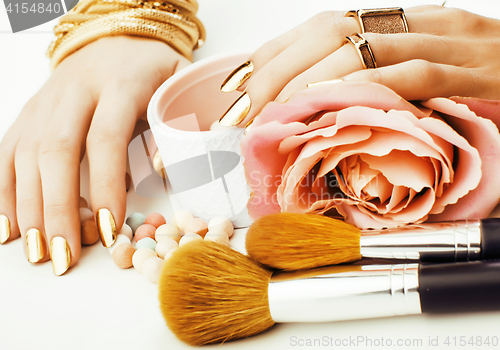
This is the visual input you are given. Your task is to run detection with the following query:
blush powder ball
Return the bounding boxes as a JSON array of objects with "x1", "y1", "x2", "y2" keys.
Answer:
[
  {"x1": 179, "y1": 232, "x2": 203, "y2": 246},
  {"x1": 204, "y1": 231, "x2": 230, "y2": 246},
  {"x1": 171, "y1": 210, "x2": 194, "y2": 234},
  {"x1": 118, "y1": 224, "x2": 133, "y2": 241},
  {"x1": 136, "y1": 237, "x2": 156, "y2": 250},
  {"x1": 184, "y1": 218, "x2": 208, "y2": 238},
  {"x1": 79, "y1": 208, "x2": 94, "y2": 222},
  {"x1": 108, "y1": 234, "x2": 132, "y2": 255},
  {"x1": 112, "y1": 243, "x2": 136, "y2": 269},
  {"x1": 155, "y1": 224, "x2": 181, "y2": 243},
  {"x1": 126, "y1": 213, "x2": 146, "y2": 234},
  {"x1": 81, "y1": 220, "x2": 99, "y2": 246},
  {"x1": 135, "y1": 224, "x2": 156, "y2": 242},
  {"x1": 155, "y1": 238, "x2": 178, "y2": 259},
  {"x1": 144, "y1": 212, "x2": 166, "y2": 228},
  {"x1": 208, "y1": 216, "x2": 234, "y2": 237},
  {"x1": 142, "y1": 257, "x2": 164, "y2": 283},
  {"x1": 132, "y1": 248, "x2": 158, "y2": 273}
]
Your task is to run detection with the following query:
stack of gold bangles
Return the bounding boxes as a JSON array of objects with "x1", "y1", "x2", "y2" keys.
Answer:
[
  {"x1": 47, "y1": 0, "x2": 205, "y2": 70},
  {"x1": 344, "y1": 7, "x2": 409, "y2": 70}
]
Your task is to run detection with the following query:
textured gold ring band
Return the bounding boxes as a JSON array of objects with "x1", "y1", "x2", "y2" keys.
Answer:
[
  {"x1": 345, "y1": 7, "x2": 408, "y2": 34},
  {"x1": 344, "y1": 33, "x2": 377, "y2": 69}
]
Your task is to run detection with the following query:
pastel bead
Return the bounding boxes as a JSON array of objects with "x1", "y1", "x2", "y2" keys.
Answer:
[
  {"x1": 164, "y1": 247, "x2": 178, "y2": 261},
  {"x1": 155, "y1": 238, "x2": 178, "y2": 259},
  {"x1": 125, "y1": 213, "x2": 146, "y2": 234},
  {"x1": 132, "y1": 248, "x2": 157, "y2": 273},
  {"x1": 142, "y1": 257, "x2": 164, "y2": 283},
  {"x1": 135, "y1": 224, "x2": 156, "y2": 242},
  {"x1": 184, "y1": 218, "x2": 208, "y2": 238},
  {"x1": 204, "y1": 231, "x2": 230, "y2": 246},
  {"x1": 171, "y1": 210, "x2": 194, "y2": 234},
  {"x1": 79, "y1": 196, "x2": 89, "y2": 209},
  {"x1": 108, "y1": 234, "x2": 131, "y2": 255},
  {"x1": 145, "y1": 212, "x2": 166, "y2": 228},
  {"x1": 136, "y1": 237, "x2": 156, "y2": 250},
  {"x1": 118, "y1": 224, "x2": 133, "y2": 241},
  {"x1": 179, "y1": 232, "x2": 203, "y2": 247},
  {"x1": 81, "y1": 219, "x2": 100, "y2": 246},
  {"x1": 155, "y1": 224, "x2": 181, "y2": 243},
  {"x1": 112, "y1": 243, "x2": 136, "y2": 269},
  {"x1": 79, "y1": 207, "x2": 94, "y2": 222},
  {"x1": 208, "y1": 216, "x2": 234, "y2": 238}
]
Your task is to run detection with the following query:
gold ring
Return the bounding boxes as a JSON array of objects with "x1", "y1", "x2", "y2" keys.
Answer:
[
  {"x1": 345, "y1": 7, "x2": 408, "y2": 34},
  {"x1": 344, "y1": 33, "x2": 377, "y2": 69}
]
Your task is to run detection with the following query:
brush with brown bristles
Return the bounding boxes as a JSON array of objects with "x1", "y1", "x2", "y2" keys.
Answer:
[
  {"x1": 245, "y1": 213, "x2": 500, "y2": 271},
  {"x1": 159, "y1": 240, "x2": 500, "y2": 346}
]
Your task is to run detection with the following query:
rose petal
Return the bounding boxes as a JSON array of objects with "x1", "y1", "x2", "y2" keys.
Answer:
[{"x1": 423, "y1": 98, "x2": 500, "y2": 220}]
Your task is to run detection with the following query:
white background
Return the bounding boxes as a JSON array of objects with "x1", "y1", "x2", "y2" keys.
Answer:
[{"x1": 1, "y1": 1, "x2": 500, "y2": 350}]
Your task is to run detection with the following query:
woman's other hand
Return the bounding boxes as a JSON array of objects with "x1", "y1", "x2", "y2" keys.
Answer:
[
  {"x1": 219, "y1": 5, "x2": 500, "y2": 127},
  {"x1": 0, "y1": 35, "x2": 189, "y2": 274}
]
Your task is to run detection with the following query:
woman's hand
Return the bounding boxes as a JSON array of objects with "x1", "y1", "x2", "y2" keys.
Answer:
[
  {"x1": 0, "y1": 35, "x2": 190, "y2": 274},
  {"x1": 219, "y1": 5, "x2": 500, "y2": 127}
]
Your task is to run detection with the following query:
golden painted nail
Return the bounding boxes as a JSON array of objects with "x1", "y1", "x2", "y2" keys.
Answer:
[
  {"x1": 219, "y1": 92, "x2": 251, "y2": 127},
  {"x1": 220, "y1": 61, "x2": 254, "y2": 92},
  {"x1": 307, "y1": 78, "x2": 344, "y2": 88},
  {"x1": 245, "y1": 118, "x2": 255, "y2": 131},
  {"x1": 153, "y1": 150, "x2": 166, "y2": 179},
  {"x1": 0, "y1": 215, "x2": 10, "y2": 244},
  {"x1": 96, "y1": 208, "x2": 117, "y2": 248},
  {"x1": 50, "y1": 237, "x2": 71, "y2": 276},
  {"x1": 26, "y1": 228, "x2": 47, "y2": 263}
]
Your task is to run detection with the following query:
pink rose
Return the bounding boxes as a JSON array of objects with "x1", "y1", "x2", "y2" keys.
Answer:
[{"x1": 241, "y1": 82, "x2": 500, "y2": 229}]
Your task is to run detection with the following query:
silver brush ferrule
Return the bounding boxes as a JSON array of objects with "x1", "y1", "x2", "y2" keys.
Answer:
[
  {"x1": 359, "y1": 220, "x2": 481, "y2": 261},
  {"x1": 268, "y1": 264, "x2": 421, "y2": 323}
]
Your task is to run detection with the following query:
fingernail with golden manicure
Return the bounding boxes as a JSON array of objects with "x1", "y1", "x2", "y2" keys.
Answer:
[
  {"x1": 0, "y1": 215, "x2": 10, "y2": 244},
  {"x1": 220, "y1": 61, "x2": 254, "y2": 92},
  {"x1": 307, "y1": 78, "x2": 344, "y2": 88},
  {"x1": 96, "y1": 208, "x2": 117, "y2": 248},
  {"x1": 50, "y1": 237, "x2": 71, "y2": 276},
  {"x1": 245, "y1": 118, "x2": 255, "y2": 131},
  {"x1": 26, "y1": 228, "x2": 47, "y2": 263},
  {"x1": 219, "y1": 92, "x2": 251, "y2": 127}
]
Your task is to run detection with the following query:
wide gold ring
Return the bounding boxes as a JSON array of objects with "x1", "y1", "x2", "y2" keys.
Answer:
[
  {"x1": 345, "y1": 7, "x2": 408, "y2": 34},
  {"x1": 344, "y1": 33, "x2": 377, "y2": 69}
]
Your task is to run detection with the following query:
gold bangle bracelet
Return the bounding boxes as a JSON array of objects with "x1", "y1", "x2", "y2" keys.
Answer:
[{"x1": 47, "y1": 0, "x2": 205, "y2": 69}]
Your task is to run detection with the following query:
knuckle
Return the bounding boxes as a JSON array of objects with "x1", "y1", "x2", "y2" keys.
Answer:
[
  {"x1": 16, "y1": 196, "x2": 39, "y2": 214},
  {"x1": 44, "y1": 201, "x2": 71, "y2": 219},
  {"x1": 444, "y1": 8, "x2": 481, "y2": 32},
  {"x1": 38, "y1": 133, "x2": 75, "y2": 161},
  {"x1": 410, "y1": 59, "x2": 439, "y2": 82},
  {"x1": 419, "y1": 4, "x2": 446, "y2": 12},
  {"x1": 366, "y1": 69, "x2": 384, "y2": 85},
  {"x1": 257, "y1": 38, "x2": 284, "y2": 58},
  {"x1": 15, "y1": 136, "x2": 40, "y2": 159},
  {"x1": 314, "y1": 11, "x2": 351, "y2": 39},
  {"x1": 313, "y1": 10, "x2": 335, "y2": 24},
  {"x1": 86, "y1": 129, "x2": 124, "y2": 152}
]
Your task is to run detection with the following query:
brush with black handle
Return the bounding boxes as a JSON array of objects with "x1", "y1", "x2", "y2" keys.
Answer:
[
  {"x1": 159, "y1": 241, "x2": 500, "y2": 346},
  {"x1": 245, "y1": 213, "x2": 500, "y2": 270}
]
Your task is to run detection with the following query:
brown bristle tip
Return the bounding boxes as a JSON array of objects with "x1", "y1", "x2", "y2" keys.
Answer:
[
  {"x1": 158, "y1": 240, "x2": 275, "y2": 346},
  {"x1": 246, "y1": 213, "x2": 362, "y2": 271}
]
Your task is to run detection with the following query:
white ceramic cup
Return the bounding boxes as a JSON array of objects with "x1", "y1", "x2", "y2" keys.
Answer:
[{"x1": 147, "y1": 52, "x2": 252, "y2": 228}]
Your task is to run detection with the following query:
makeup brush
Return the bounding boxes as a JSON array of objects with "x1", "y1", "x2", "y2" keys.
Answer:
[
  {"x1": 245, "y1": 213, "x2": 500, "y2": 270},
  {"x1": 159, "y1": 240, "x2": 500, "y2": 346}
]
